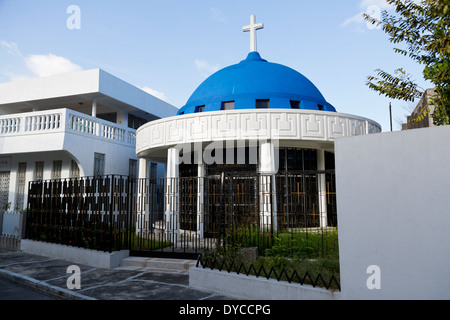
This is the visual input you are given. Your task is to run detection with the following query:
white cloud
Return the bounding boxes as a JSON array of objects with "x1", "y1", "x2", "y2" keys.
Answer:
[
  {"x1": 194, "y1": 59, "x2": 221, "y2": 77},
  {"x1": 25, "y1": 53, "x2": 82, "y2": 77},
  {"x1": 341, "y1": 0, "x2": 387, "y2": 31},
  {"x1": 340, "y1": 11, "x2": 366, "y2": 28},
  {"x1": 359, "y1": 0, "x2": 393, "y2": 10},
  {"x1": 359, "y1": 0, "x2": 422, "y2": 10},
  {"x1": 210, "y1": 8, "x2": 227, "y2": 23},
  {"x1": 0, "y1": 41, "x2": 22, "y2": 57},
  {"x1": 140, "y1": 86, "x2": 170, "y2": 102},
  {"x1": 1, "y1": 41, "x2": 83, "y2": 81},
  {"x1": 342, "y1": 0, "x2": 424, "y2": 30}
]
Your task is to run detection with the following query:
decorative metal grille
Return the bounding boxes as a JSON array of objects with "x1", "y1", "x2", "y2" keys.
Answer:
[
  {"x1": 128, "y1": 159, "x2": 137, "y2": 180},
  {"x1": 70, "y1": 160, "x2": 80, "y2": 179},
  {"x1": 34, "y1": 161, "x2": 44, "y2": 181},
  {"x1": 52, "y1": 160, "x2": 62, "y2": 180},
  {"x1": 0, "y1": 171, "x2": 10, "y2": 212},
  {"x1": 93, "y1": 153, "x2": 105, "y2": 177},
  {"x1": 15, "y1": 163, "x2": 26, "y2": 210}
]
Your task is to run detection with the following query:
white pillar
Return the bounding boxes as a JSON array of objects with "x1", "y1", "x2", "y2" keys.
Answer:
[
  {"x1": 317, "y1": 149, "x2": 328, "y2": 228},
  {"x1": 165, "y1": 147, "x2": 180, "y2": 241},
  {"x1": 91, "y1": 99, "x2": 97, "y2": 117},
  {"x1": 258, "y1": 140, "x2": 278, "y2": 231},
  {"x1": 197, "y1": 148, "x2": 205, "y2": 239},
  {"x1": 138, "y1": 158, "x2": 148, "y2": 180},
  {"x1": 123, "y1": 111, "x2": 128, "y2": 128},
  {"x1": 136, "y1": 158, "x2": 149, "y2": 234}
]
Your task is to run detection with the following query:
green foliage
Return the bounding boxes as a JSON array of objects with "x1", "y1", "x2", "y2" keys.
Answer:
[
  {"x1": 201, "y1": 231, "x2": 340, "y2": 289},
  {"x1": 1, "y1": 202, "x2": 12, "y2": 211},
  {"x1": 364, "y1": 0, "x2": 450, "y2": 125},
  {"x1": 202, "y1": 226, "x2": 340, "y2": 288},
  {"x1": 128, "y1": 233, "x2": 172, "y2": 251},
  {"x1": 366, "y1": 68, "x2": 423, "y2": 102},
  {"x1": 264, "y1": 229, "x2": 339, "y2": 265}
]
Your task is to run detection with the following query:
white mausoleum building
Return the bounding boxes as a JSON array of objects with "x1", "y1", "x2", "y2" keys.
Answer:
[
  {"x1": 135, "y1": 15, "x2": 382, "y2": 238},
  {"x1": 0, "y1": 68, "x2": 177, "y2": 212}
]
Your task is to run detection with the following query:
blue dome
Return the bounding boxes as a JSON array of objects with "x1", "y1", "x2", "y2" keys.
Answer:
[{"x1": 177, "y1": 52, "x2": 336, "y2": 115}]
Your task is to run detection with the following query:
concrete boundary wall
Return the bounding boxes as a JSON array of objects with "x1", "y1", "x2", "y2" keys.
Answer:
[
  {"x1": 335, "y1": 126, "x2": 450, "y2": 300},
  {"x1": 189, "y1": 267, "x2": 342, "y2": 300},
  {"x1": 20, "y1": 239, "x2": 129, "y2": 269}
]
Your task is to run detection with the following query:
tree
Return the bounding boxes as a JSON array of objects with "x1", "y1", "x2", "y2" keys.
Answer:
[{"x1": 365, "y1": 0, "x2": 450, "y2": 125}]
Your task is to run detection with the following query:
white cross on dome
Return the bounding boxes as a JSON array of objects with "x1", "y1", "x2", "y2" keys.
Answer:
[{"x1": 242, "y1": 14, "x2": 264, "y2": 52}]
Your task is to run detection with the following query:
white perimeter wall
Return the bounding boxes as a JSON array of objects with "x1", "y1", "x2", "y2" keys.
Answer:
[{"x1": 335, "y1": 125, "x2": 450, "y2": 300}]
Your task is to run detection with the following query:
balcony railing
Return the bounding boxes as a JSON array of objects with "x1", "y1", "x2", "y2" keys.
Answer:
[{"x1": 0, "y1": 108, "x2": 136, "y2": 146}]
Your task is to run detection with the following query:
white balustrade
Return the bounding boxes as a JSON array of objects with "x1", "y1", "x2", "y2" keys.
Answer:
[
  {"x1": 0, "y1": 108, "x2": 136, "y2": 147},
  {"x1": 25, "y1": 113, "x2": 61, "y2": 132},
  {"x1": 0, "y1": 117, "x2": 21, "y2": 134}
]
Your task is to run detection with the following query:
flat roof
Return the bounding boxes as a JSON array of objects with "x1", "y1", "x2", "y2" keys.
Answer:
[{"x1": 0, "y1": 68, "x2": 178, "y2": 119}]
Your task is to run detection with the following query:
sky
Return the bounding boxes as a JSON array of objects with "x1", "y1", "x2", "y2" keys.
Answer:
[{"x1": 0, "y1": 0, "x2": 432, "y2": 132}]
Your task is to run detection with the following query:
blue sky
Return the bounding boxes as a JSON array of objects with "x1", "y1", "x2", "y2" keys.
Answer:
[{"x1": 0, "y1": 0, "x2": 432, "y2": 131}]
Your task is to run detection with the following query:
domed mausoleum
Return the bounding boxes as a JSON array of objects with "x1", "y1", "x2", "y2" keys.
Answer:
[
  {"x1": 177, "y1": 51, "x2": 336, "y2": 115},
  {"x1": 135, "y1": 15, "x2": 381, "y2": 244}
]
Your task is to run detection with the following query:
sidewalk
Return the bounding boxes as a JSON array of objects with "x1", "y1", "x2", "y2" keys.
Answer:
[{"x1": 0, "y1": 250, "x2": 233, "y2": 300}]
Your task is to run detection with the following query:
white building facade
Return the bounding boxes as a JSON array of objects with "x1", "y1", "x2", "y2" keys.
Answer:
[{"x1": 0, "y1": 68, "x2": 178, "y2": 212}]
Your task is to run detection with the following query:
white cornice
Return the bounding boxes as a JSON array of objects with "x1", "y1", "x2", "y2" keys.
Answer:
[{"x1": 136, "y1": 109, "x2": 382, "y2": 157}]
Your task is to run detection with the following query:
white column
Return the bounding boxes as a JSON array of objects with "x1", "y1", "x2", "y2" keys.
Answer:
[
  {"x1": 258, "y1": 140, "x2": 278, "y2": 231},
  {"x1": 91, "y1": 99, "x2": 97, "y2": 117},
  {"x1": 136, "y1": 158, "x2": 149, "y2": 234},
  {"x1": 122, "y1": 111, "x2": 128, "y2": 128},
  {"x1": 196, "y1": 148, "x2": 205, "y2": 239},
  {"x1": 91, "y1": 99, "x2": 100, "y2": 136},
  {"x1": 317, "y1": 149, "x2": 328, "y2": 228},
  {"x1": 165, "y1": 147, "x2": 180, "y2": 242},
  {"x1": 138, "y1": 158, "x2": 149, "y2": 180}
]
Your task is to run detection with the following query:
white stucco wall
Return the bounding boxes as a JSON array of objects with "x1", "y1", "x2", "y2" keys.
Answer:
[{"x1": 335, "y1": 125, "x2": 450, "y2": 300}]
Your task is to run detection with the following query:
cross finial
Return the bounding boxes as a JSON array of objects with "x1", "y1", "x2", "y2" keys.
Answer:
[{"x1": 243, "y1": 14, "x2": 264, "y2": 52}]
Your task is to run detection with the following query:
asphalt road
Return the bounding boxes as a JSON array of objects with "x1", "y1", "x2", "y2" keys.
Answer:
[{"x1": 0, "y1": 277, "x2": 56, "y2": 300}]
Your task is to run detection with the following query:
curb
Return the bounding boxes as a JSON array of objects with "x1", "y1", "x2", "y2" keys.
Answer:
[{"x1": 0, "y1": 268, "x2": 96, "y2": 300}]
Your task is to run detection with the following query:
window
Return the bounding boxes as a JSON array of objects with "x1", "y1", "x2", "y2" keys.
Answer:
[
  {"x1": 93, "y1": 153, "x2": 105, "y2": 177},
  {"x1": 128, "y1": 159, "x2": 138, "y2": 180},
  {"x1": 128, "y1": 114, "x2": 148, "y2": 130},
  {"x1": 16, "y1": 163, "x2": 26, "y2": 210},
  {"x1": 290, "y1": 100, "x2": 300, "y2": 109},
  {"x1": 150, "y1": 163, "x2": 157, "y2": 180},
  {"x1": 0, "y1": 171, "x2": 10, "y2": 214},
  {"x1": 52, "y1": 160, "x2": 62, "y2": 180},
  {"x1": 70, "y1": 160, "x2": 80, "y2": 179},
  {"x1": 97, "y1": 112, "x2": 117, "y2": 124},
  {"x1": 222, "y1": 101, "x2": 235, "y2": 110},
  {"x1": 318, "y1": 104, "x2": 324, "y2": 111},
  {"x1": 278, "y1": 148, "x2": 318, "y2": 173},
  {"x1": 35, "y1": 161, "x2": 44, "y2": 181},
  {"x1": 196, "y1": 105, "x2": 205, "y2": 113},
  {"x1": 256, "y1": 99, "x2": 269, "y2": 108}
]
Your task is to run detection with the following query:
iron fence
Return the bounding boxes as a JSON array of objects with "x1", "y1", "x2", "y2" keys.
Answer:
[
  {"x1": 26, "y1": 175, "x2": 130, "y2": 252},
  {"x1": 25, "y1": 170, "x2": 338, "y2": 258}
]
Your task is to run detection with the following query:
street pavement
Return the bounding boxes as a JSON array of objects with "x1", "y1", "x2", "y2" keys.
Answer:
[
  {"x1": 0, "y1": 250, "x2": 233, "y2": 301},
  {"x1": 0, "y1": 277, "x2": 55, "y2": 300}
]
